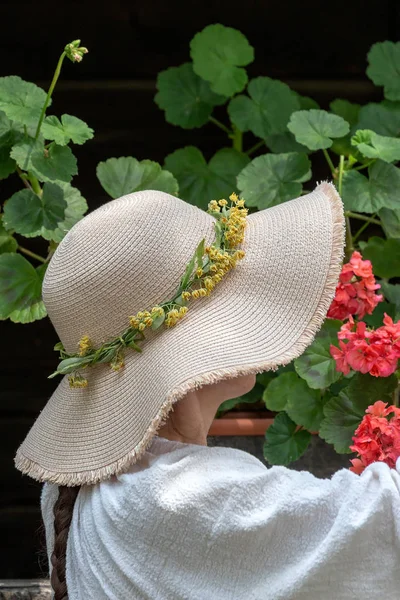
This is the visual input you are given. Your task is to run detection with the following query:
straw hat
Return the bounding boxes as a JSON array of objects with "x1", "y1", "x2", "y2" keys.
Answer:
[{"x1": 15, "y1": 182, "x2": 345, "y2": 486}]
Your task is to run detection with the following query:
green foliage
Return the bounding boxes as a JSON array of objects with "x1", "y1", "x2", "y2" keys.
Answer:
[
  {"x1": 41, "y1": 114, "x2": 94, "y2": 145},
  {"x1": 0, "y1": 253, "x2": 47, "y2": 322},
  {"x1": 351, "y1": 129, "x2": 400, "y2": 163},
  {"x1": 164, "y1": 146, "x2": 249, "y2": 208},
  {"x1": 356, "y1": 101, "x2": 400, "y2": 136},
  {"x1": 367, "y1": 41, "x2": 400, "y2": 101},
  {"x1": 96, "y1": 156, "x2": 179, "y2": 199},
  {"x1": 0, "y1": 219, "x2": 17, "y2": 253},
  {"x1": 0, "y1": 40, "x2": 91, "y2": 324},
  {"x1": 11, "y1": 138, "x2": 78, "y2": 183},
  {"x1": 359, "y1": 236, "x2": 400, "y2": 278},
  {"x1": 0, "y1": 76, "x2": 50, "y2": 129},
  {"x1": 380, "y1": 282, "x2": 400, "y2": 320},
  {"x1": 263, "y1": 371, "x2": 326, "y2": 431},
  {"x1": 3, "y1": 184, "x2": 67, "y2": 237},
  {"x1": 379, "y1": 207, "x2": 400, "y2": 239},
  {"x1": 155, "y1": 63, "x2": 225, "y2": 129},
  {"x1": 330, "y1": 99, "x2": 361, "y2": 126},
  {"x1": 341, "y1": 161, "x2": 400, "y2": 213},
  {"x1": 228, "y1": 77, "x2": 299, "y2": 137},
  {"x1": 236, "y1": 152, "x2": 311, "y2": 208},
  {"x1": 190, "y1": 24, "x2": 254, "y2": 96},
  {"x1": 263, "y1": 412, "x2": 311, "y2": 465},
  {"x1": 43, "y1": 182, "x2": 88, "y2": 243},
  {"x1": 319, "y1": 373, "x2": 398, "y2": 453},
  {"x1": 287, "y1": 110, "x2": 350, "y2": 150},
  {"x1": 294, "y1": 319, "x2": 343, "y2": 389},
  {"x1": 363, "y1": 300, "x2": 397, "y2": 328}
]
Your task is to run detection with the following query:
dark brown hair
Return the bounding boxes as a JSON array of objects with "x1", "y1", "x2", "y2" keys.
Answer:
[{"x1": 50, "y1": 485, "x2": 80, "y2": 600}]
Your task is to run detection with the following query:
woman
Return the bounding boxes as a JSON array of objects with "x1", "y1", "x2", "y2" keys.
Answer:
[{"x1": 15, "y1": 184, "x2": 400, "y2": 599}]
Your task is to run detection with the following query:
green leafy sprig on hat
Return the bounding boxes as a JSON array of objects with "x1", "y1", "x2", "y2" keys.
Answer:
[{"x1": 49, "y1": 194, "x2": 248, "y2": 388}]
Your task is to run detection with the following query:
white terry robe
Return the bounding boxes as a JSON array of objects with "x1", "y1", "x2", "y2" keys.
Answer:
[{"x1": 41, "y1": 435, "x2": 400, "y2": 600}]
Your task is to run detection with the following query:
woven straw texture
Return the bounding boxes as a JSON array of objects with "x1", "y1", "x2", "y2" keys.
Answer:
[{"x1": 15, "y1": 182, "x2": 345, "y2": 486}]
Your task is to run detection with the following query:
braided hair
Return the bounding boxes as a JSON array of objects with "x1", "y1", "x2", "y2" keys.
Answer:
[{"x1": 50, "y1": 486, "x2": 80, "y2": 600}]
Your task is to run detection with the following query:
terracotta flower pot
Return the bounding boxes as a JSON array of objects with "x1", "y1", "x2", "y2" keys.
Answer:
[{"x1": 209, "y1": 411, "x2": 274, "y2": 436}]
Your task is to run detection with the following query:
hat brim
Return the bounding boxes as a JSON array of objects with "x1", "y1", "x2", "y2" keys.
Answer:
[{"x1": 15, "y1": 182, "x2": 345, "y2": 486}]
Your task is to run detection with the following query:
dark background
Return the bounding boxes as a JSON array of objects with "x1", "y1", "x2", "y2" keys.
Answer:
[{"x1": 1, "y1": 0, "x2": 398, "y2": 579}]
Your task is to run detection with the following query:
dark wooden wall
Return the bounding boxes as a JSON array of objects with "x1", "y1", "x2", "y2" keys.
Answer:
[{"x1": 1, "y1": 0, "x2": 399, "y2": 578}]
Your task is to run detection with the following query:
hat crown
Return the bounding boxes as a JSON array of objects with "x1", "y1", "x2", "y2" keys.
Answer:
[{"x1": 43, "y1": 191, "x2": 215, "y2": 353}]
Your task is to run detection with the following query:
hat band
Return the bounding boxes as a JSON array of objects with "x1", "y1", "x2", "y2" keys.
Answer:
[{"x1": 49, "y1": 194, "x2": 248, "y2": 388}]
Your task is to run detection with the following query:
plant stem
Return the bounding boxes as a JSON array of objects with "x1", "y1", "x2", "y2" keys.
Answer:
[
  {"x1": 27, "y1": 173, "x2": 42, "y2": 196},
  {"x1": 344, "y1": 215, "x2": 354, "y2": 261},
  {"x1": 352, "y1": 212, "x2": 378, "y2": 244},
  {"x1": 352, "y1": 220, "x2": 370, "y2": 244},
  {"x1": 338, "y1": 155, "x2": 345, "y2": 196},
  {"x1": 16, "y1": 166, "x2": 33, "y2": 191},
  {"x1": 35, "y1": 50, "x2": 67, "y2": 140},
  {"x1": 246, "y1": 140, "x2": 265, "y2": 156},
  {"x1": 231, "y1": 125, "x2": 243, "y2": 152},
  {"x1": 344, "y1": 211, "x2": 381, "y2": 225},
  {"x1": 208, "y1": 116, "x2": 232, "y2": 135},
  {"x1": 393, "y1": 384, "x2": 399, "y2": 408},
  {"x1": 322, "y1": 148, "x2": 335, "y2": 174},
  {"x1": 352, "y1": 160, "x2": 375, "y2": 172},
  {"x1": 18, "y1": 245, "x2": 46, "y2": 263}
]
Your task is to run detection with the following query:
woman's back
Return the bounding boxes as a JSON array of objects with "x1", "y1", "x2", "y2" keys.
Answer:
[{"x1": 42, "y1": 436, "x2": 400, "y2": 600}]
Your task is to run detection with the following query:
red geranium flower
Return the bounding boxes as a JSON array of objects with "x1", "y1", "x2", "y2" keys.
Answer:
[
  {"x1": 327, "y1": 251, "x2": 383, "y2": 321},
  {"x1": 350, "y1": 401, "x2": 400, "y2": 474}
]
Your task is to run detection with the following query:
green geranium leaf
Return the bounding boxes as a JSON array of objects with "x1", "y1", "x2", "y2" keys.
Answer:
[
  {"x1": 360, "y1": 236, "x2": 400, "y2": 279},
  {"x1": 0, "y1": 219, "x2": 17, "y2": 253},
  {"x1": 351, "y1": 129, "x2": 400, "y2": 163},
  {"x1": 0, "y1": 76, "x2": 49, "y2": 129},
  {"x1": 263, "y1": 412, "x2": 311, "y2": 466},
  {"x1": 319, "y1": 373, "x2": 397, "y2": 454},
  {"x1": 10, "y1": 136, "x2": 39, "y2": 171},
  {"x1": 346, "y1": 372, "x2": 398, "y2": 408},
  {"x1": 263, "y1": 371, "x2": 324, "y2": 430},
  {"x1": 190, "y1": 24, "x2": 254, "y2": 96},
  {"x1": 379, "y1": 207, "x2": 400, "y2": 238},
  {"x1": 0, "y1": 146, "x2": 16, "y2": 179},
  {"x1": 329, "y1": 99, "x2": 361, "y2": 156},
  {"x1": 3, "y1": 183, "x2": 67, "y2": 237},
  {"x1": 294, "y1": 319, "x2": 343, "y2": 389},
  {"x1": 155, "y1": 63, "x2": 226, "y2": 129},
  {"x1": 217, "y1": 383, "x2": 263, "y2": 416},
  {"x1": 295, "y1": 93, "x2": 320, "y2": 111},
  {"x1": 236, "y1": 152, "x2": 311, "y2": 209},
  {"x1": 285, "y1": 381, "x2": 326, "y2": 432},
  {"x1": 330, "y1": 99, "x2": 361, "y2": 126},
  {"x1": 0, "y1": 110, "x2": 12, "y2": 140},
  {"x1": 31, "y1": 143, "x2": 77, "y2": 183},
  {"x1": 41, "y1": 182, "x2": 88, "y2": 242},
  {"x1": 356, "y1": 101, "x2": 400, "y2": 137},
  {"x1": 164, "y1": 146, "x2": 249, "y2": 209},
  {"x1": 265, "y1": 132, "x2": 310, "y2": 154},
  {"x1": 263, "y1": 371, "x2": 294, "y2": 411},
  {"x1": 319, "y1": 394, "x2": 365, "y2": 454},
  {"x1": 97, "y1": 157, "x2": 179, "y2": 199},
  {"x1": 10, "y1": 138, "x2": 77, "y2": 182},
  {"x1": 380, "y1": 282, "x2": 400, "y2": 319},
  {"x1": 341, "y1": 161, "x2": 400, "y2": 213},
  {"x1": 287, "y1": 109, "x2": 350, "y2": 151},
  {"x1": 228, "y1": 77, "x2": 300, "y2": 137},
  {"x1": 366, "y1": 41, "x2": 400, "y2": 101},
  {"x1": 363, "y1": 300, "x2": 396, "y2": 328},
  {"x1": 41, "y1": 114, "x2": 94, "y2": 146},
  {"x1": 0, "y1": 253, "x2": 47, "y2": 323}
]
